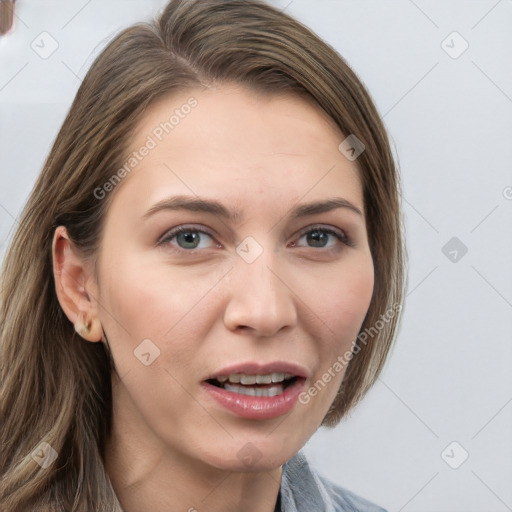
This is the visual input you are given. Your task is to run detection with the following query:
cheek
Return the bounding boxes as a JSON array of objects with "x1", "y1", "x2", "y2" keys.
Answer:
[
  {"x1": 101, "y1": 253, "x2": 209, "y2": 336},
  {"x1": 298, "y1": 259, "x2": 374, "y2": 414},
  {"x1": 310, "y1": 256, "x2": 374, "y2": 347},
  {"x1": 96, "y1": 258, "x2": 208, "y2": 408},
  {"x1": 97, "y1": 254, "x2": 225, "y2": 377}
]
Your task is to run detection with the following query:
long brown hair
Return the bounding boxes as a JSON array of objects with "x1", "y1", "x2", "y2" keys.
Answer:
[{"x1": 0, "y1": 0, "x2": 406, "y2": 510}]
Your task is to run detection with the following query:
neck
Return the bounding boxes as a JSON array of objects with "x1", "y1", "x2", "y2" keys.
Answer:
[{"x1": 103, "y1": 384, "x2": 282, "y2": 512}]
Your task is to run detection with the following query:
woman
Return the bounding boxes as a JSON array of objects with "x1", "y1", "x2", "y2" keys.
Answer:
[{"x1": 0, "y1": 0, "x2": 406, "y2": 510}]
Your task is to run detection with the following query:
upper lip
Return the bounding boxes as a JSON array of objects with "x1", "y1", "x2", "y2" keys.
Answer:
[{"x1": 205, "y1": 361, "x2": 309, "y2": 380}]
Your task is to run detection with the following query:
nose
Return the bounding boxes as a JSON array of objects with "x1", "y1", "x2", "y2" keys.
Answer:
[{"x1": 223, "y1": 249, "x2": 298, "y2": 337}]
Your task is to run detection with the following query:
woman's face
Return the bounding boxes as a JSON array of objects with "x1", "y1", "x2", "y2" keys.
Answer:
[{"x1": 93, "y1": 84, "x2": 374, "y2": 471}]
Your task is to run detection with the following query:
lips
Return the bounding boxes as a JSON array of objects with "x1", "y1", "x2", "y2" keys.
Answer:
[
  {"x1": 204, "y1": 362, "x2": 308, "y2": 399},
  {"x1": 202, "y1": 361, "x2": 308, "y2": 419},
  {"x1": 205, "y1": 361, "x2": 309, "y2": 381}
]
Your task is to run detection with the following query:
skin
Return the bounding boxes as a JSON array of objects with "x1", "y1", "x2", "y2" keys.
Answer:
[{"x1": 52, "y1": 84, "x2": 374, "y2": 512}]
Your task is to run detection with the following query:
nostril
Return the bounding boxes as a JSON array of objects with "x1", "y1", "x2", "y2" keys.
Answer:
[{"x1": 0, "y1": 0, "x2": 15, "y2": 36}]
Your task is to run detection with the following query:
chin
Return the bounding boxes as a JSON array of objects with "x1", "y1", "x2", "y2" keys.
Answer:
[{"x1": 200, "y1": 441, "x2": 299, "y2": 473}]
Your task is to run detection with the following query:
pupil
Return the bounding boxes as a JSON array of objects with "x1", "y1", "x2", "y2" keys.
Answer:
[
  {"x1": 308, "y1": 231, "x2": 327, "y2": 247},
  {"x1": 178, "y1": 232, "x2": 200, "y2": 249}
]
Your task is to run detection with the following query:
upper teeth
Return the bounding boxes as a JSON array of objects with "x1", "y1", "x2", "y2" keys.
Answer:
[{"x1": 216, "y1": 373, "x2": 294, "y2": 385}]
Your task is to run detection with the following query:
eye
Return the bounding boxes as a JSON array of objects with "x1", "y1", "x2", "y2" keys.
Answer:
[
  {"x1": 157, "y1": 224, "x2": 354, "y2": 254},
  {"x1": 291, "y1": 225, "x2": 354, "y2": 250},
  {"x1": 158, "y1": 225, "x2": 219, "y2": 251}
]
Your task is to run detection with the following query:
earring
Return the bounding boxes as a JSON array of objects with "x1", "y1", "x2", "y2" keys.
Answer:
[{"x1": 74, "y1": 311, "x2": 91, "y2": 338}]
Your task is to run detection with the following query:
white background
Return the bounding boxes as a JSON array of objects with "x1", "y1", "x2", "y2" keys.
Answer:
[{"x1": 1, "y1": 1, "x2": 511, "y2": 511}]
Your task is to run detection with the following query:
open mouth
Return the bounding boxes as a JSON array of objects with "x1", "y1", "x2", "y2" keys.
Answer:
[{"x1": 206, "y1": 373, "x2": 300, "y2": 397}]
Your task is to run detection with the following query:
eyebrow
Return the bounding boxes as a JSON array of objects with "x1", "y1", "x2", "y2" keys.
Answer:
[{"x1": 142, "y1": 195, "x2": 363, "y2": 222}]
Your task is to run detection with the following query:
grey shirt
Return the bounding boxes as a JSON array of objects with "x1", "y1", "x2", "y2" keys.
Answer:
[{"x1": 278, "y1": 451, "x2": 388, "y2": 512}]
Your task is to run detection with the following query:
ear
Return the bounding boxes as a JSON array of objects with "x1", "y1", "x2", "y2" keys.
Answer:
[{"x1": 52, "y1": 225, "x2": 103, "y2": 342}]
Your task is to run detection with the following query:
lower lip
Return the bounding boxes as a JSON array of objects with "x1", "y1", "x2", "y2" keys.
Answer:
[{"x1": 202, "y1": 378, "x2": 306, "y2": 420}]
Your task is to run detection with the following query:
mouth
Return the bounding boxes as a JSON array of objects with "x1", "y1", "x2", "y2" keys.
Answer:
[
  {"x1": 206, "y1": 373, "x2": 301, "y2": 398},
  {"x1": 202, "y1": 363, "x2": 308, "y2": 419}
]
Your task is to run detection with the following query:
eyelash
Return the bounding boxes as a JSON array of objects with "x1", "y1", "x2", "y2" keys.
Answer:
[
  {"x1": 294, "y1": 225, "x2": 355, "y2": 250},
  {"x1": 158, "y1": 224, "x2": 355, "y2": 254}
]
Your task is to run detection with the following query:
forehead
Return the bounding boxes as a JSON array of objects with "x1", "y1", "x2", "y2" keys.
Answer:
[{"x1": 111, "y1": 84, "x2": 364, "y2": 216}]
